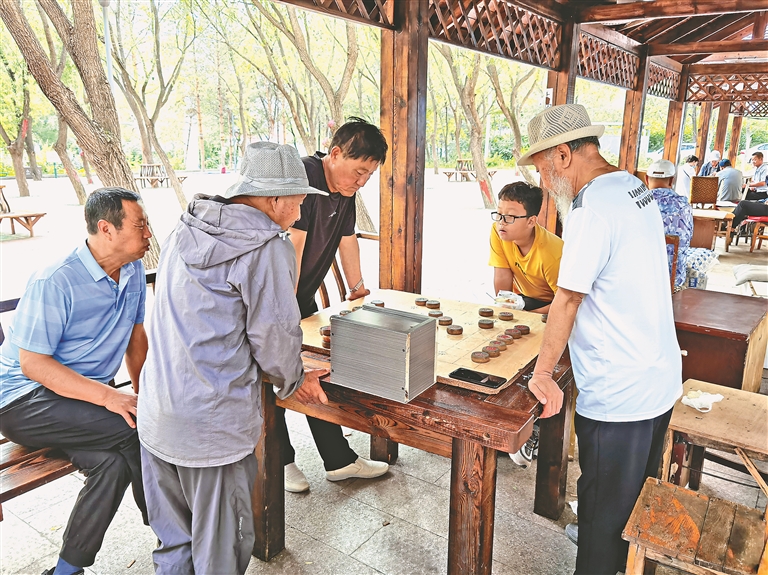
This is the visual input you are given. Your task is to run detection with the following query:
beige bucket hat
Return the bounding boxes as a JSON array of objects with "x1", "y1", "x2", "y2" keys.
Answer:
[
  {"x1": 223, "y1": 142, "x2": 328, "y2": 199},
  {"x1": 518, "y1": 104, "x2": 605, "y2": 166}
]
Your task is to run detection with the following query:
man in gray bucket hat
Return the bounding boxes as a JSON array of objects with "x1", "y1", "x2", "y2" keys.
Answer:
[
  {"x1": 520, "y1": 105, "x2": 681, "y2": 574},
  {"x1": 138, "y1": 142, "x2": 330, "y2": 574}
]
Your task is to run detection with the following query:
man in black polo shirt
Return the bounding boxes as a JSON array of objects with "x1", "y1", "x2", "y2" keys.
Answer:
[{"x1": 277, "y1": 118, "x2": 390, "y2": 492}]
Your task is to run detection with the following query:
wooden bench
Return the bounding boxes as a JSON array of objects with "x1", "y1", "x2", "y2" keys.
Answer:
[
  {"x1": 623, "y1": 477, "x2": 768, "y2": 575},
  {"x1": 0, "y1": 186, "x2": 46, "y2": 237},
  {"x1": 443, "y1": 169, "x2": 497, "y2": 182},
  {"x1": 134, "y1": 164, "x2": 187, "y2": 188},
  {"x1": 0, "y1": 270, "x2": 156, "y2": 521}
]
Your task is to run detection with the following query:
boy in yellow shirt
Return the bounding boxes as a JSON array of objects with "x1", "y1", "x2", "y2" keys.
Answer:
[
  {"x1": 489, "y1": 181, "x2": 563, "y2": 468},
  {"x1": 489, "y1": 181, "x2": 563, "y2": 314}
]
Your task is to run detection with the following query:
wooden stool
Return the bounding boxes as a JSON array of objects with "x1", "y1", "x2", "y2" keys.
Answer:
[
  {"x1": 747, "y1": 216, "x2": 768, "y2": 252},
  {"x1": 623, "y1": 478, "x2": 768, "y2": 575}
]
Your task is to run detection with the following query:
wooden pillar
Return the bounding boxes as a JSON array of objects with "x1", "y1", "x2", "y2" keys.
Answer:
[
  {"x1": 694, "y1": 102, "x2": 713, "y2": 171},
  {"x1": 754, "y1": 11, "x2": 768, "y2": 40},
  {"x1": 619, "y1": 46, "x2": 650, "y2": 175},
  {"x1": 252, "y1": 384, "x2": 284, "y2": 560},
  {"x1": 379, "y1": 0, "x2": 429, "y2": 293},
  {"x1": 662, "y1": 65, "x2": 689, "y2": 165},
  {"x1": 713, "y1": 102, "x2": 730, "y2": 158},
  {"x1": 662, "y1": 101, "x2": 685, "y2": 163},
  {"x1": 540, "y1": 20, "x2": 580, "y2": 235},
  {"x1": 728, "y1": 114, "x2": 743, "y2": 164}
]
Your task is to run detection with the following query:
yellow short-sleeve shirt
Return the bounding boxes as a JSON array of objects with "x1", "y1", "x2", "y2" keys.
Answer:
[{"x1": 488, "y1": 223, "x2": 563, "y2": 302}]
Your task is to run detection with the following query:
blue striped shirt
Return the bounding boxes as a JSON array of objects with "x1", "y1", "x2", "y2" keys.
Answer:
[{"x1": 0, "y1": 241, "x2": 145, "y2": 409}]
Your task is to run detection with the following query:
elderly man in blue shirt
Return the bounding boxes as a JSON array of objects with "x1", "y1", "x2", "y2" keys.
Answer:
[{"x1": 0, "y1": 188, "x2": 152, "y2": 575}]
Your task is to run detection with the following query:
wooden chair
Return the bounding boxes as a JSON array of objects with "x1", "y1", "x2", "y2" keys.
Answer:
[
  {"x1": 748, "y1": 216, "x2": 768, "y2": 252},
  {"x1": 665, "y1": 234, "x2": 679, "y2": 293},
  {"x1": 690, "y1": 176, "x2": 719, "y2": 208},
  {"x1": 623, "y1": 478, "x2": 768, "y2": 575},
  {"x1": 317, "y1": 257, "x2": 347, "y2": 309}
]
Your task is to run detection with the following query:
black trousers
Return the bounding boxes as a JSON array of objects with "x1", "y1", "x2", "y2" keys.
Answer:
[
  {"x1": 274, "y1": 406, "x2": 358, "y2": 471},
  {"x1": 574, "y1": 408, "x2": 672, "y2": 575},
  {"x1": 744, "y1": 190, "x2": 768, "y2": 201},
  {"x1": 733, "y1": 199, "x2": 768, "y2": 228},
  {"x1": 0, "y1": 387, "x2": 148, "y2": 568}
]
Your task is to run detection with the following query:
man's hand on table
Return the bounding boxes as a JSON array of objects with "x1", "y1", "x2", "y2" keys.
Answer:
[
  {"x1": 527, "y1": 372, "x2": 564, "y2": 419},
  {"x1": 347, "y1": 287, "x2": 370, "y2": 301},
  {"x1": 293, "y1": 369, "x2": 330, "y2": 405}
]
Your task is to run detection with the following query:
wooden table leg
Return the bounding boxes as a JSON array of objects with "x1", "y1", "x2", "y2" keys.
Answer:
[
  {"x1": 725, "y1": 218, "x2": 732, "y2": 252},
  {"x1": 659, "y1": 428, "x2": 674, "y2": 481},
  {"x1": 370, "y1": 436, "x2": 399, "y2": 464},
  {"x1": 447, "y1": 438, "x2": 497, "y2": 575},
  {"x1": 251, "y1": 384, "x2": 285, "y2": 561},
  {"x1": 688, "y1": 445, "x2": 706, "y2": 490},
  {"x1": 534, "y1": 375, "x2": 572, "y2": 520}
]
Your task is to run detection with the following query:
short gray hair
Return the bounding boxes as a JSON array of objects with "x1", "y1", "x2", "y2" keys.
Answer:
[{"x1": 85, "y1": 187, "x2": 141, "y2": 235}]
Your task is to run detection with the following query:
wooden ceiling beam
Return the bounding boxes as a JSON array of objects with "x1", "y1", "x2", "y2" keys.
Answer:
[
  {"x1": 645, "y1": 14, "x2": 741, "y2": 45},
  {"x1": 689, "y1": 62, "x2": 768, "y2": 74},
  {"x1": 576, "y1": 0, "x2": 768, "y2": 24},
  {"x1": 754, "y1": 11, "x2": 768, "y2": 39},
  {"x1": 649, "y1": 39, "x2": 768, "y2": 55}
]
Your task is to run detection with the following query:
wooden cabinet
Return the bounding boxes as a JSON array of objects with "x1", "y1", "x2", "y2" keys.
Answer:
[{"x1": 673, "y1": 289, "x2": 768, "y2": 392}]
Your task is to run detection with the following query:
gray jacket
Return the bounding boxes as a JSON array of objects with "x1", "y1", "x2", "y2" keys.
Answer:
[{"x1": 138, "y1": 198, "x2": 305, "y2": 467}]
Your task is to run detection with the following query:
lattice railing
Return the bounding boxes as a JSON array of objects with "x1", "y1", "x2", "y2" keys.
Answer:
[
  {"x1": 577, "y1": 32, "x2": 639, "y2": 90},
  {"x1": 730, "y1": 101, "x2": 768, "y2": 117},
  {"x1": 647, "y1": 62, "x2": 680, "y2": 100},
  {"x1": 273, "y1": 0, "x2": 393, "y2": 28},
  {"x1": 427, "y1": 0, "x2": 561, "y2": 70},
  {"x1": 687, "y1": 73, "x2": 768, "y2": 103}
]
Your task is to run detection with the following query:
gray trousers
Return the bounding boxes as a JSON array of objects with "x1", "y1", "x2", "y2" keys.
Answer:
[{"x1": 141, "y1": 446, "x2": 258, "y2": 575}]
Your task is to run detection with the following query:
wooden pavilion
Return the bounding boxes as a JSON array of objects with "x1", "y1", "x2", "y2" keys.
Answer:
[{"x1": 271, "y1": 0, "x2": 768, "y2": 292}]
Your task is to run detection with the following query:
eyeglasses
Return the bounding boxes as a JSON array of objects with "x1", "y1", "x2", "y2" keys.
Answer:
[{"x1": 491, "y1": 212, "x2": 531, "y2": 224}]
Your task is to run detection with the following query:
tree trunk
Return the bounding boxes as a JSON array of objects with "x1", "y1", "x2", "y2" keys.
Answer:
[
  {"x1": 453, "y1": 109, "x2": 462, "y2": 163},
  {"x1": 9, "y1": 144, "x2": 29, "y2": 198},
  {"x1": 146, "y1": 119, "x2": 188, "y2": 208},
  {"x1": 469, "y1": 129, "x2": 495, "y2": 209},
  {"x1": 81, "y1": 150, "x2": 94, "y2": 184},
  {"x1": 24, "y1": 127, "x2": 42, "y2": 181},
  {"x1": 53, "y1": 114, "x2": 86, "y2": 205},
  {"x1": 430, "y1": 89, "x2": 439, "y2": 174}
]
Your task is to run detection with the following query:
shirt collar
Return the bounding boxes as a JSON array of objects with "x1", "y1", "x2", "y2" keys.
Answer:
[{"x1": 76, "y1": 240, "x2": 136, "y2": 288}]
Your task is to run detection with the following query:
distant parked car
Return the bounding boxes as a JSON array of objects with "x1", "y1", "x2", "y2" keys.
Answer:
[
  {"x1": 741, "y1": 142, "x2": 768, "y2": 160},
  {"x1": 648, "y1": 143, "x2": 696, "y2": 162}
]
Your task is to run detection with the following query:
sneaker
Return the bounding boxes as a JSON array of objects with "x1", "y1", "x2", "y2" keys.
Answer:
[
  {"x1": 284, "y1": 462, "x2": 309, "y2": 493},
  {"x1": 326, "y1": 457, "x2": 389, "y2": 482},
  {"x1": 510, "y1": 424, "x2": 539, "y2": 468},
  {"x1": 565, "y1": 523, "x2": 578, "y2": 545}
]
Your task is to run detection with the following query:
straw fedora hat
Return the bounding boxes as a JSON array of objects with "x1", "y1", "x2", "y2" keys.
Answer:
[
  {"x1": 223, "y1": 142, "x2": 328, "y2": 199},
  {"x1": 518, "y1": 104, "x2": 605, "y2": 166}
]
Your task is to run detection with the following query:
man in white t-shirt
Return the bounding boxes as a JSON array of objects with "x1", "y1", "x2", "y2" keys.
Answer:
[{"x1": 518, "y1": 104, "x2": 682, "y2": 575}]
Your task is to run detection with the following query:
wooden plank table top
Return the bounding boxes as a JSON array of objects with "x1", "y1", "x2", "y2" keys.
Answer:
[
  {"x1": 301, "y1": 289, "x2": 546, "y2": 394},
  {"x1": 673, "y1": 288, "x2": 768, "y2": 340},
  {"x1": 669, "y1": 379, "x2": 768, "y2": 457},
  {"x1": 691, "y1": 208, "x2": 735, "y2": 221},
  {"x1": 254, "y1": 290, "x2": 574, "y2": 575}
]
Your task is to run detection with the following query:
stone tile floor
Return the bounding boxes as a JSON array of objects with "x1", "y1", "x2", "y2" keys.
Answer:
[{"x1": 4, "y1": 377, "x2": 768, "y2": 575}]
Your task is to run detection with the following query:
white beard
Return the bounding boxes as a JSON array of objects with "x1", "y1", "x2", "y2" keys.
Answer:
[{"x1": 543, "y1": 165, "x2": 575, "y2": 221}]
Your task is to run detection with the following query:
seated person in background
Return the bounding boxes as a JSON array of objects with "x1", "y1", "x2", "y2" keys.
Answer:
[
  {"x1": 675, "y1": 155, "x2": 698, "y2": 199},
  {"x1": 731, "y1": 196, "x2": 768, "y2": 228},
  {"x1": 0, "y1": 188, "x2": 151, "y2": 575},
  {"x1": 746, "y1": 151, "x2": 768, "y2": 201},
  {"x1": 645, "y1": 160, "x2": 692, "y2": 288},
  {"x1": 698, "y1": 150, "x2": 721, "y2": 176},
  {"x1": 716, "y1": 159, "x2": 743, "y2": 203},
  {"x1": 489, "y1": 181, "x2": 563, "y2": 315},
  {"x1": 488, "y1": 182, "x2": 563, "y2": 469}
]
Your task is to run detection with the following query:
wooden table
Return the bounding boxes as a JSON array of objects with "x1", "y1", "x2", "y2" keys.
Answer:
[
  {"x1": 661, "y1": 379, "x2": 768, "y2": 486},
  {"x1": 673, "y1": 289, "x2": 768, "y2": 393},
  {"x1": 252, "y1": 291, "x2": 574, "y2": 575},
  {"x1": 691, "y1": 208, "x2": 734, "y2": 252}
]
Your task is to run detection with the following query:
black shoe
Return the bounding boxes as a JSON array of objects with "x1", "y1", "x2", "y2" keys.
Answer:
[
  {"x1": 41, "y1": 567, "x2": 85, "y2": 575},
  {"x1": 565, "y1": 523, "x2": 578, "y2": 545}
]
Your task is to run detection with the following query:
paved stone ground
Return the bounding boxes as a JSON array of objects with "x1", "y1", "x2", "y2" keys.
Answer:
[{"x1": 1, "y1": 171, "x2": 766, "y2": 574}]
